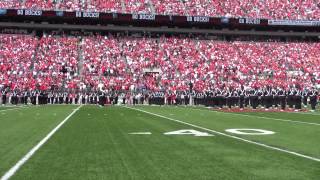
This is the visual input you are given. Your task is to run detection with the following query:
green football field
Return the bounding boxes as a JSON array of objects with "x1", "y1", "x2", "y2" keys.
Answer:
[{"x1": 0, "y1": 105, "x2": 319, "y2": 180}]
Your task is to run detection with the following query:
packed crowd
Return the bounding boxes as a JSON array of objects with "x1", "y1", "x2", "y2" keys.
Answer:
[
  {"x1": 34, "y1": 35, "x2": 80, "y2": 90},
  {"x1": 82, "y1": 35, "x2": 320, "y2": 92},
  {"x1": 0, "y1": 34, "x2": 38, "y2": 91},
  {"x1": 0, "y1": 34, "x2": 80, "y2": 91},
  {"x1": 1, "y1": 0, "x2": 320, "y2": 20},
  {"x1": 1, "y1": 33, "x2": 320, "y2": 94}
]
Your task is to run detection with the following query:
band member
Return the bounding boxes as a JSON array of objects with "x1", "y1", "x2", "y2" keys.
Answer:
[
  {"x1": 233, "y1": 90, "x2": 239, "y2": 107},
  {"x1": 257, "y1": 89, "x2": 263, "y2": 107},
  {"x1": 278, "y1": 88, "x2": 286, "y2": 110},
  {"x1": 31, "y1": 90, "x2": 37, "y2": 105},
  {"x1": 226, "y1": 89, "x2": 232, "y2": 109},
  {"x1": 287, "y1": 88, "x2": 294, "y2": 109},
  {"x1": 75, "y1": 93, "x2": 80, "y2": 104},
  {"x1": 215, "y1": 88, "x2": 223, "y2": 109},
  {"x1": 309, "y1": 89, "x2": 318, "y2": 111},
  {"x1": 49, "y1": 91, "x2": 54, "y2": 104},
  {"x1": 272, "y1": 88, "x2": 279, "y2": 108},
  {"x1": 23, "y1": 90, "x2": 29, "y2": 105},
  {"x1": 244, "y1": 89, "x2": 250, "y2": 107},
  {"x1": 94, "y1": 92, "x2": 98, "y2": 104},
  {"x1": 64, "y1": 92, "x2": 69, "y2": 104},
  {"x1": 295, "y1": 89, "x2": 302, "y2": 110},
  {"x1": 264, "y1": 88, "x2": 272, "y2": 109},
  {"x1": 80, "y1": 93, "x2": 85, "y2": 104},
  {"x1": 239, "y1": 87, "x2": 245, "y2": 109},
  {"x1": 69, "y1": 93, "x2": 73, "y2": 104},
  {"x1": 1, "y1": 88, "x2": 7, "y2": 105},
  {"x1": 43, "y1": 91, "x2": 48, "y2": 105},
  {"x1": 114, "y1": 93, "x2": 118, "y2": 105},
  {"x1": 54, "y1": 92, "x2": 59, "y2": 104},
  {"x1": 12, "y1": 90, "x2": 18, "y2": 105},
  {"x1": 59, "y1": 92, "x2": 64, "y2": 104},
  {"x1": 302, "y1": 89, "x2": 309, "y2": 107}
]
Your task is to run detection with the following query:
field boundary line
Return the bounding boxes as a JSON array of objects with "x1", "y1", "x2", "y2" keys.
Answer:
[
  {"x1": 287, "y1": 111, "x2": 320, "y2": 116},
  {"x1": 214, "y1": 110, "x2": 320, "y2": 126},
  {"x1": 187, "y1": 107, "x2": 320, "y2": 126},
  {"x1": 0, "y1": 106, "x2": 29, "y2": 112},
  {"x1": 0, "y1": 105, "x2": 83, "y2": 180},
  {"x1": 124, "y1": 106, "x2": 320, "y2": 162}
]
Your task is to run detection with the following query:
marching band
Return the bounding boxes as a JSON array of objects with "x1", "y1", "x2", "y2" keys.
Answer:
[{"x1": 0, "y1": 87, "x2": 319, "y2": 111}]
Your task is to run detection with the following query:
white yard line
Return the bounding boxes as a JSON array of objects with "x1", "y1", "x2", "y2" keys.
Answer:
[
  {"x1": 187, "y1": 107, "x2": 320, "y2": 126},
  {"x1": 286, "y1": 111, "x2": 320, "y2": 116},
  {"x1": 124, "y1": 106, "x2": 320, "y2": 162},
  {"x1": 0, "y1": 106, "x2": 29, "y2": 112},
  {"x1": 216, "y1": 111, "x2": 320, "y2": 126},
  {"x1": 0, "y1": 105, "x2": 83, "y2": 180}
]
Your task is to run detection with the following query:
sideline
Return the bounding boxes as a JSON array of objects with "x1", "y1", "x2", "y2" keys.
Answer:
[
  {"x1": 0, "y1": 106, "x2": 30, "y2": 112},
  {"x1": 186, "y1": 107, "x2": 320, "y2": 126}
]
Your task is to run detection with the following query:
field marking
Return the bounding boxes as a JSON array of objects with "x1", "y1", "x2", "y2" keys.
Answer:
[
  {"x1": 0, "y1": 107, "x2": 29, "y2": 112},
  {"x1": 164, "y1": 129, "x2": 214, "y2": 137},
  {"x1": 124, "y1": 106, "x2": 320, "y2": 162},
  {"x1": 225, "y1": 129, "x2": 275, "y2": 135},
  {"x1": 186, "y1": 107, "x2": 320, "y2": 126},
  {"x1": 0, "y1": 105, "x2": 83, "y2": 180},
  {"x1": 213, "y1": 110, "x2": 320, "y2": 126},
  {"x1": 129, "y1": 132, "x2": 152, "y2": 135},
  {"x1": 285, "y1": 111, "x2": 320, "y2": 116}
]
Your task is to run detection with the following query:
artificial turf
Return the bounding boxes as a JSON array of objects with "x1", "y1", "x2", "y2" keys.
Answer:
[
  {"x1": 0, "y1": 106, "x2": 18, "y2": 111},
  {"x1": 0, "y1": 105, "x2": 319, "y2": 180}
]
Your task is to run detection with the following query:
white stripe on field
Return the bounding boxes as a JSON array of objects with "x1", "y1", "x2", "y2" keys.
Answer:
[
  {"x1": 215, "y1": 110, "x2": 320, "y2": 126},
  {"x1": 0, "y1": 107, "x2": 29, "y2": 112},
  {"x1": 124, "y1": 106, "x2": 320, "y2": 162},
  {"x1": 129, "y1": 132, "x2": 152, "y2": 135},
  {"x1": 0, "y1": 105, "x2": 83, "y2": 180},
  {"x1": 188, "y1": 107, "x2": 320, "y2": 126},
  {"x1": 288, "y1": 111, "x2": 320, "y2": 116}
]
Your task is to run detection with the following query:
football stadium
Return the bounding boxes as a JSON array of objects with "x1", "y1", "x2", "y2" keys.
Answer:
[{"x1": 0, "y1": 1, "x2": 320, "y2": 180}]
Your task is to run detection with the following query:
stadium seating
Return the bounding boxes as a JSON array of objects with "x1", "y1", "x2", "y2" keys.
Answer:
[
  {"x1": 151, "y1": 0, "x2": 186, "y2": 15},
  {"x1": 24, "y1": 0, "x2": 55, "y2": 10},
  {"x1": 81, "y1": 35, "x2": 320, "y2": 91},
  {"x1": 0, "y1": 0, "x2": 319, "y2": 20},
  {"x1": 125, "y1": 0, "x2": 152, "y2": 14},
  {"x1": 1, "y1": 34, "x2": 320, "y2": 91},
  {"x1": 85, "y1": 0, "x2": 122, "y2": 12},
  {"x1": 0, "y1": 34, "x2": 37, "y2": 90},
  {"x1": 0, "y1": 34, "x2": 80, "y2": 91},
  {"x1": 0, "y1": 0, "x2": 21, "y2": 9},
  {"x1": 34, "y1": 35, "x2": 80, "y2": 90}
]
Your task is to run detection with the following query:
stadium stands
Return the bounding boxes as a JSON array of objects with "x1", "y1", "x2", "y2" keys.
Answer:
[
  {"x1": 0, "y1": 0, "x2": 319, "y2": 20},
  {"x1": 125, "y1": 0, "x2": 152, "y2": 14},
  {"x1": 24, "y1": 0, "x2": 55, "y2": 10},
  {"x1": 0, "y1": 34, "x2": 80, "y2": 91},
  {"x1": 0, "y1": 34, "x2": 38, "y2": 90},
  {"x1": 1, "y1": 33, "x2": 319, "y2": 91},
  {"x1": 33, "y1": 35, "x2": 80, "y2": 90},
  {"x1": 0, "y1": 0, "x2": 21, "y2": 9},
  {"x1": 85, "y1": 0, "x2": 122, "y2": 12},
  {"x1": 81, "y1": 35, "x2": 320, "y2": 91},
  {"x1": 0, "y1": 32, "x2": 320, "y2": 90}
]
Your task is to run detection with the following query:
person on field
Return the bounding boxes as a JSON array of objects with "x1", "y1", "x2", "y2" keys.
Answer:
[
  {"x1": 1, "y1": 88, "x2": 7, "y2": 105},
  {"x1": 98, "y1": 89, "x2": 106, "y2": 107},
  {"x1": 278, "y1": 88, "x2": 286, "y2": 110},
  {"x1": 309, "y1": 88, "x2": 318, "y2": 111},
  {"x1": 294, "y1": 89, "x2": 302, "y2": 111},
  {"x1": 239, "y1": 87, "x2": 245, "y2": 110}
]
